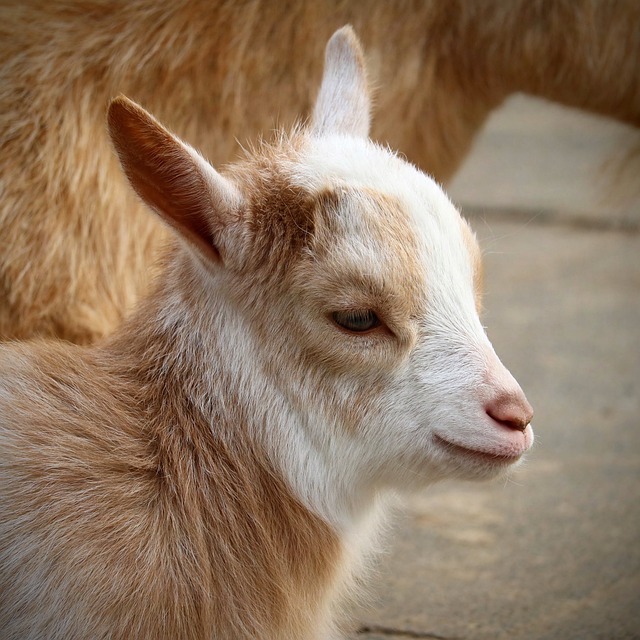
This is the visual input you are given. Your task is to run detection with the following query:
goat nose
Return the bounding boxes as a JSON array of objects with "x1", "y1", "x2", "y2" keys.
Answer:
[{"x1": 485, "y1": 391, "x2": 534, "y2": 432}]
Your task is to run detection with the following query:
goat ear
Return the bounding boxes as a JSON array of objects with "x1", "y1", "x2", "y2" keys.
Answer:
[
  {"x1": 312, "y1": 26, "x2": 371, "y2": 138},
  {"x1": 107, "y1": 95, "x2": 242, "y2": 265}
]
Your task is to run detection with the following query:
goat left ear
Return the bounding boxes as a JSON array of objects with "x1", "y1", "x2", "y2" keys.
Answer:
[
  {"x1": 107, "y1": 95, "x2": 243, "y2": 267},
  {"x1": 312, "y1": 26, "x2": 371, "y2": 138}
]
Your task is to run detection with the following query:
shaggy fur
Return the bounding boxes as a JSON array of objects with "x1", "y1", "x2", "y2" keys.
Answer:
[
  {"x1": 0, "y1": 0, "x2": 638, "y2": 343},
  {"x1": 0, "y1": 28, "x2": 533, "y2": 639}
]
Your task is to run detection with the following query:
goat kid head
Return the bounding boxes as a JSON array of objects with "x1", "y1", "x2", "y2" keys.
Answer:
[{"x1": 108, "y1": 26, "x2": 533, "y2": 511}]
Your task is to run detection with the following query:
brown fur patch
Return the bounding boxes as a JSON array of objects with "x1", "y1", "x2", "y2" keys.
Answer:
[
  {"x1": 312, "y1": 187, "x2": 426, "y2": 330},
  {"x1": 230, "y1": 140, "x2": 320, "y2": 278}
]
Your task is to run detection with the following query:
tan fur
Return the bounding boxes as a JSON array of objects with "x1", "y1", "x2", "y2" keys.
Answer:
[
  {"x1": 1, "y1": 0, "x2": 638, "y2": 343},
  {"x1": 0, "y1": 134, "x2": 363, "y2": 638},
  {"x1": 0, "y1": 325, "x2": 341, "y2": 639}
]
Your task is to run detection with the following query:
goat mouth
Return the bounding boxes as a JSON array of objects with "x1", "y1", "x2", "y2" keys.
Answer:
[{"x1": 432, "y1": 434, "x2": 523, "y2": 465}]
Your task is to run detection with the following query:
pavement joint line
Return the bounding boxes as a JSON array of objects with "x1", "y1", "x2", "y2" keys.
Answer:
[
  {"x1": 357, "y1": 624, "x2": 463, "y2": 639},
  {"x1": 460, "y1": 204, "x2": 640, "y2": 235}
]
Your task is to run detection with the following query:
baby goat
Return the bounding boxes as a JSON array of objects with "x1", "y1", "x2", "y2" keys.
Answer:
[{"x1": 0, "y1": 27, "x2": 533, "y2": 640}]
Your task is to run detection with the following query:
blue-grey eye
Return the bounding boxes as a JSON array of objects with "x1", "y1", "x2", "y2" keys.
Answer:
[{"x1": 332, "y1": 309, "x2": 381, "y2": 333}]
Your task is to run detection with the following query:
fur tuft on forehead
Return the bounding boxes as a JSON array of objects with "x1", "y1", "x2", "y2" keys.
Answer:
[
  {"x1": 227, "y1": 138, "x2": 324, "y2": 274},
  {"x1": 227, "y1": 132, "x2": 430, "y2": 282}
]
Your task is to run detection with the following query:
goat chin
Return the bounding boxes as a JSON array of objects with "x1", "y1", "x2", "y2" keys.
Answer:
[{"x1": 0, "y1": 24, "x2": 534, "y2": 640}]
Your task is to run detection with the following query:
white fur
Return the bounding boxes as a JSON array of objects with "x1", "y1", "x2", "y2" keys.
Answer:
[{"x1": 261, "y1": 134, "x2": 534, "y2": 526}]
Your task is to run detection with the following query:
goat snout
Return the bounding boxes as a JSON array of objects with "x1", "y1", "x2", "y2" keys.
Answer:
[{"x1": 483, "y1": 352, "x2": 534, "y2": 432}]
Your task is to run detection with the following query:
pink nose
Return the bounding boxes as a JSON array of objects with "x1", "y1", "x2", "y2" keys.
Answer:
[
  {"x1": 482, "y1": 346, "x2": 534, "y2": 432},
  {"x1": 485, "y1": 391, "x2": 534, "y2": 432}
]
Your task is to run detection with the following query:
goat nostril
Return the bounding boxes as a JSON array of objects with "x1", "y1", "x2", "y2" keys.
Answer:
[
  {"x1": 487, "y1": 410, "x2": 528, "y2": 432},
  {"x1": 485, "y1": 400, "x2": 533, "y2": 432}
]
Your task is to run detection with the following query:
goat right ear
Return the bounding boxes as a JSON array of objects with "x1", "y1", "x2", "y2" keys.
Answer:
[
  {"x1": 107, "y1": 95, "x2": 243, "y2": 266},
  {"x1": 311, "y1": 26, "x2": 371, "y2": 138}
]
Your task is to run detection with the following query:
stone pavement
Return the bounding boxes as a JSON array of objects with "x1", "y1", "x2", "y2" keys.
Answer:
[{"x1": 355, "y1": 96, "x2": 640, "y2": 639}]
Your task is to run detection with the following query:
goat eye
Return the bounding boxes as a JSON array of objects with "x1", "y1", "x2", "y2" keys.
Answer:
[{"x1": 331, "y1": 309, "x2": 381, "y2": 333}]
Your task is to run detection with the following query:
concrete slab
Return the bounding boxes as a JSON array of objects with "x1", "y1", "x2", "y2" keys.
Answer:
[
  {"x1": 356, "y1": 96, "x2": 640, "y2": 639},
  {"x1": 448, "y1": 94, "x2": 640, "y2": 228}
]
